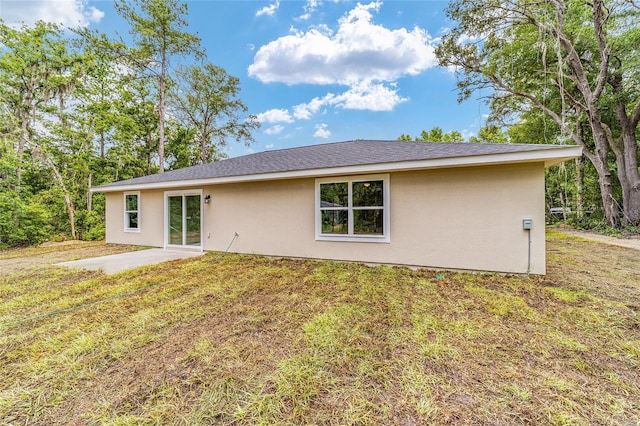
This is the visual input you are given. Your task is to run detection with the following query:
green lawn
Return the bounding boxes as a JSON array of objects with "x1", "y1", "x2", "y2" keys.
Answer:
[{"x1": 1, "y1": 231, "x2": 638, "y2": 425}]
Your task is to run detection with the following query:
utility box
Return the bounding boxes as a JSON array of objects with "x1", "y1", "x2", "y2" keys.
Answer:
[{"x1": 523, "y1": 219, "x2": 533, "y2": 230}]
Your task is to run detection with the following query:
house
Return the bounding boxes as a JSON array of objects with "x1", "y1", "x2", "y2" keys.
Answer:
[{"x1": 92, "y1": 140, "x2": 582, "y2": 274}]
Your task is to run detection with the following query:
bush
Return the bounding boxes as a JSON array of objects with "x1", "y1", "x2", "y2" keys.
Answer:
[
  {"x1": 0, "y1": 191, "x2": 52, "y2": 247},
  {"x1": 79, "y1": 210, "x2": 105, "y2": 241}
]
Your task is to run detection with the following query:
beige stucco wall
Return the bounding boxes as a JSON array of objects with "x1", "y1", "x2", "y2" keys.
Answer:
[
  {"x1": 104, "y1": 162, "x2": 546, "y2": 274},
  {"x1": 202, "y1": 163, "x2": 546, "y2": 274},
  {"x1": 105, "y1": 189, "x2": 165, "y2": 247}
]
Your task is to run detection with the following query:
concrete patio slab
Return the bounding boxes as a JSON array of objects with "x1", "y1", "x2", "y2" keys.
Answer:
[{"x1": 56, "y1": 248, "x2": 205, "y2": 275}]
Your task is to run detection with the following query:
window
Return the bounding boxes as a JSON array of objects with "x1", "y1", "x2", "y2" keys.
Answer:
[
  {"x1": 124, "y1": 192, "x2": 140, "y2": 232},
  {"x1": 316, "y1": 174, "x2": 389, "y2": 242}
]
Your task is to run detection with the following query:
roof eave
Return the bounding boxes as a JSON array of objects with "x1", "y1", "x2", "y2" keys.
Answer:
[{"x1": 92, "y1": 145, "x2": 583, "y2": 193}]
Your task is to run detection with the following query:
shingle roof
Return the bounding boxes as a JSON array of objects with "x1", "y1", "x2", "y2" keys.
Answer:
[{"x1": 94, "y1": 139, "x2": 579, "y2": 190}]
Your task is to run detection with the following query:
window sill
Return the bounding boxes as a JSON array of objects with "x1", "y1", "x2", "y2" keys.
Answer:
[
  {"x1": 124, "y1": 229, "x2": 141, "y2": 233},
  {"x1": 316, "y1": 234, "x2": 390, "y2": 243}
]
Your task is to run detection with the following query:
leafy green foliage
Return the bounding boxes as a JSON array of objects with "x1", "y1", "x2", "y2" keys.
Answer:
[
  {"x1": 76, "y1": 210, "x2": 106, "y2": 241},
  {"x1": 0, "y1": 4, "x2": 257, "y2": 247},
  {"x1": 436, "y1": 0, "x2": 640, "y2": 227},
  {"x1": 169, "y1": 63, "x2": 260, "y2": 164},
  {"x1": 0, "y1": 191, "x2": 51, "y2": 247},
  {"x1": 397, "y1": 127, "x2": 465, "y2": 142},
  {"x1": 468, "y1": 125, "x2": 508, "y2": 143},
  {"x1": 114, "y1": 0, "x2": 203, "y2": 173}
]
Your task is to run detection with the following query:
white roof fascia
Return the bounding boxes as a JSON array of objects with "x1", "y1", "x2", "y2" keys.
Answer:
[{"x1": 92, "y1": 145, "x2": 583, "y2": 193}]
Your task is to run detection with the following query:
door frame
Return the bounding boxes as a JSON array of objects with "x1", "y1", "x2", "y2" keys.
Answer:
[{"x1": 164, "y1": 189, "x2": 203, "y2": 251}]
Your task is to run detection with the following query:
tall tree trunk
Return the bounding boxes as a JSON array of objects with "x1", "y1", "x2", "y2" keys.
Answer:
[
  {"x1": 621, "y1": 157, "x2": 640, "y2": 227},
  {"x1": 598, "y1": 174, "x2": 618, "y2": 228},
  {"x1": 592, "y1": 152, "x2": 619, "y2": 228},
  {"x1": 16, "y1": 111, "x2": 29, "y2": 187},
  {"x1": 619, "y1": 121, "x2": 640, "y2": 226},
  {"x1": 612, "y1": 71, "x2": 640, "y2": 226},
  {"x1": 34, "y1": 143, "x2": 77, "y2": 240},
  {"x1": 595, "y1": 157, "x2": 619, "y2": 228},
  {"x1": 616, "y1": 152, "x2": 640, "y2": 226},
  {"x1": 158, "y1": 50, "x2": 166, "y2": 173},
  {"x1": 87, "y1": 173, "x2": 93, "y2": 213},
  {"x1": 560, "y1": 191, "x2": 568, "y2": 221},
  {"x1": 146, "y1": 134, "x2": 153, "y2": 175},
  {"x1": 575, "y1": 156, "x2": 584, "y2": 219},
  {"x1": 574, "y1": 121, "x2": 584, "y2": 219},
  {"x1": 200, "y1": 134, "x2": 207, "y2": 164},
  {"x1": 581, "y1": 117, "x2": 619, "y2": 227},
  {"x1": 558, "y1": 0, "x2": 622, "y2": 228}
]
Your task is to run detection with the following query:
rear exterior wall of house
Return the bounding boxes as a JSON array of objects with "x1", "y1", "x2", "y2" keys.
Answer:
[{"x1": 104, "y1": 162, "x2": 546, "y2": 274}]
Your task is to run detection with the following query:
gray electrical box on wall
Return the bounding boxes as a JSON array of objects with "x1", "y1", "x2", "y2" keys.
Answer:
[{"x1": 522, "y1": 219, "x2": 533, "y2": 230}]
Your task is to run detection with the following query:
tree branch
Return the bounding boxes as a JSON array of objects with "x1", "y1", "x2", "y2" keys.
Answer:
[
  {"x1": 631, "y1": 97, "x2": 640, "y2": 129},
  {"x1": 487, "y1": 73, "x2": 584, "y2": 147},
  {"x1": 591, "y1": 0, "x2": 611, "y2": 100},
  {"x1": 549, "y1": 79, "x2": 588, "y2": 113}
]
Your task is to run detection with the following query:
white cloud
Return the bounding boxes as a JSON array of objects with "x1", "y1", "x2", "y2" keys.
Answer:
[
  {"x1": 256, "y1": 1, "x2": 280, "y2": 17},
  {"x1": 253, "y1": 2, "x2": 419, "y2": 124},
  {"x1": 293, "y1": 97, "x2": 326, "y2": 120},
  {"x1": 314, "y1": 123, "x2": 331, "y2": 139},
  {"x1": 297, "y1": 0, "x2": 319, "y2": 20},
  {"x1": 248, "y1": 1, "x2": 436, "y2": 85},
  {"x1": 293, "y1": 81, "x2": 406, "y2": 119},
  {"x1": 1, "y1": 0, "x2": 105, "y2": 28},
  {"x1": 331, "y1": 81, "x2": 407, "y2": 111},
  {"x1": 256, "y1": 109, "x2": 294, "y2": 124},
  {"x1": 265, "y1": 144, "x2": 275, "y2": 149},
  {"x1": 264, "y1": 125, "x2": 284, "y2": 135}
]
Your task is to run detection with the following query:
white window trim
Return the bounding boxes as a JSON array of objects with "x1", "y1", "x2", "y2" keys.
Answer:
[
  {"x1": 315, "y1": 174, "x2": 390, "y2": 243},
  {"x1": 124, "y1": 191, "x2": 141, "y2": 233}
]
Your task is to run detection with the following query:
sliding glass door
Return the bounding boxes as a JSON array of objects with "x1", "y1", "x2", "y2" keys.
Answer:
[{"x1": 166, "y1": 192, "x2": 202, "y2": 248}]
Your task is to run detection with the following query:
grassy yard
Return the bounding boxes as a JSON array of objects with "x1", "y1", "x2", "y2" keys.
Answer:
[{"x1": 1, "y1": 231, "x2": 638, "y2": 425}]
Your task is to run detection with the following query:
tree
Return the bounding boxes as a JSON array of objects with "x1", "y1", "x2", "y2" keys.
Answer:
[
  {"x1": 113, "y1": 77, "x2": 161, "y2": 177},
  {"x1": 417, "y1": 127, "x2": 444, "y2": 142},
  {"x1": 0, "y1": 11, "x2": 268, "y2": 247},
  {"x1": 508, "y1": 111, "x2": 597, "y2": 220},
  {"x1": 468, "y1": 125, "x2": 509, "y2": 143},
  {"x1": 169, "y1": 63, "x2": 259, "y2": 164},
  {"x1": 397, "y1": 127, "x2": 465, "y2": 142},
  {"x1": 115, "y1": 0, "x2": 202, "y2": 173},
  {"x1": 165, "y1": 125, "x2": 198, "y2": 170},
  {"x1": 0, "y1": 190, "x2": 51, "y2": 247},
  {"x1": 75, "y1": 45, "x2": 124, "y2": 160},
  {"x1": 442, "y1": 130, "x2": 464, "y2": 142},
  {"x1": 0, "y1": 21, "x2": 86, "y2": 239},
  {"x1": 0, "y1": 21, "x2": 77, "y2": 184},
  {"x1": 436, "y1": 0, "x2": 640, "y2": 227}
]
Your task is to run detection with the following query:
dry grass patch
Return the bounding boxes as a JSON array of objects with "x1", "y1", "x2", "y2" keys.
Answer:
[{"x1": 1, "y1": 236, "x2": 639, "y2": 425}]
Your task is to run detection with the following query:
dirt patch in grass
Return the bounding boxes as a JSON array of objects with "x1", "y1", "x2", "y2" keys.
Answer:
[
  {"x1": 1, "y1": 236, "x2": 639, "y2": 425},
  {"x1": 555, "y1": 224, "x2": 640, "y2": 252},
  {"x1": 0, "y1": 240, "x2": 139, "y2": 275},
  {"x1": 546, "y1": 228, "x2": 640, "y2": 305}
]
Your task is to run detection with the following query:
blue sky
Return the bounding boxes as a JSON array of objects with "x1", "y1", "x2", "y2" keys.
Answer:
[{"x1": 1, "y1": 0, "x2": 489, "y2": 156}]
